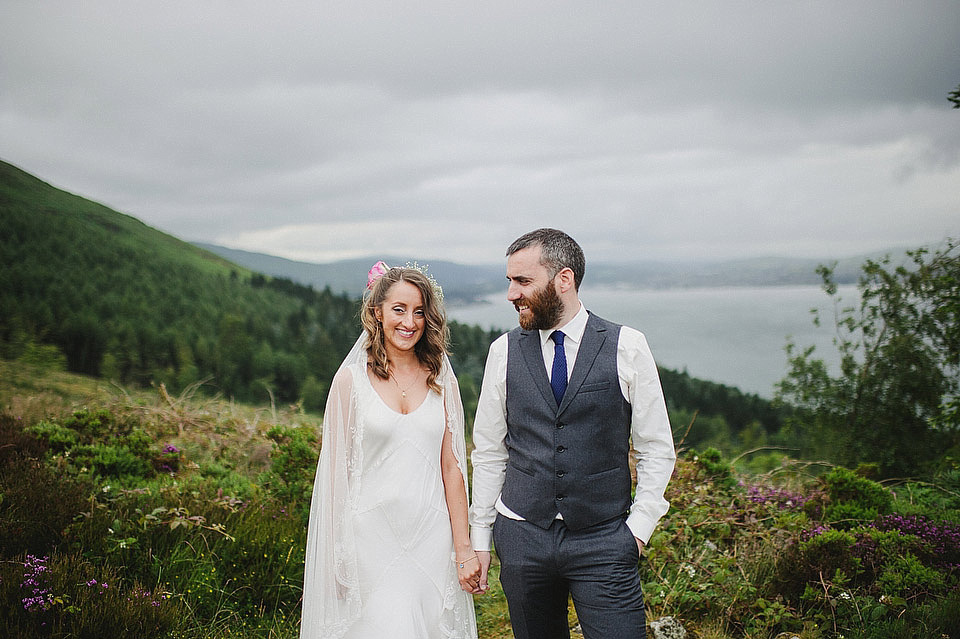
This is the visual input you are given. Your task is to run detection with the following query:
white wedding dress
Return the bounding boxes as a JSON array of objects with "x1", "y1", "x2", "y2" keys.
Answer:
[{"x1": 301, "y1": 347, "x2": 477, "y2": 639}]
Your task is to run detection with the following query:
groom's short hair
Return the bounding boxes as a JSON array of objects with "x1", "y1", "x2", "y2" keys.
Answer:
[{"x1": 507, "y1": 228, "x2": 585, "y2": 290}]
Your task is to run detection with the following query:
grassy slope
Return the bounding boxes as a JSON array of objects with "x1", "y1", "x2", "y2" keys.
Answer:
[
  {"x1": 1, "y1": 158, "x2": 786, "y2": 440},
  {"x1": 5, "y1": 361, "x2": 960, "y2": 639},
  {"x1": 1, "y1": 158, "x2": 366, "y2": 407},
  {"x1": 0, "y1": 159, "x2": 242, "y2": 280}
]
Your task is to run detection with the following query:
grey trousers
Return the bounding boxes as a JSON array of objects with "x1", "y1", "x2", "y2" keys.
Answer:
[{"x1": 493, "y1": 513, "x2": 646, "y2": 639}]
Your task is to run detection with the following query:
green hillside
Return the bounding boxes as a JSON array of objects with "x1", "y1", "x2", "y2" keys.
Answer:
[
  {"x1": 3, "y1": 160, "x2": 960, "y2": 638},
  {"x1": 0, "y1": 159, "x2": 362, "y2": 407},
  {"x1": 0, "y1": 160, "x2": 511, "y2": 420},
  {"x1": 0, "y1": 158, "x2": 784, "y2": 442}
]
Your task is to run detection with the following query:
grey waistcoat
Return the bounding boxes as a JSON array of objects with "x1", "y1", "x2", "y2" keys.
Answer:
[{"x1": 500, "y1": 312, "x2": 633, "y2": 530}]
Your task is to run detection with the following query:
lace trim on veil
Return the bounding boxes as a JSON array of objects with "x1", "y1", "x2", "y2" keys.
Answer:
[
  {"x1": 439, "y1": 350, "x2": 478, "y2": 637},
  {"x1": 300, "y1": 336, "x2": 365, "y2": 638}
]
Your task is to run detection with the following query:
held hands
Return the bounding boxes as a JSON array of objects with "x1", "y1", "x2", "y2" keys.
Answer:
[
  {"x1": 476, "y1": 550, "x2": 491, "y2": 593},
  {"x1": 456, "y1": 554, "x2": 484, "y2": 594},
  {"x1": 460, "y1": 542, "x2": 640, "y2": 594},
  {"x1": 465, "y1": 545, "x2": 643, "y2": 594}
]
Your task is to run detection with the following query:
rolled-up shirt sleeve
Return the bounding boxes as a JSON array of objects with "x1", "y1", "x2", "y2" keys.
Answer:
[
  {"x1": 469, "y1": 334, "x2": 509, "y2": 551},
  {"x1": 619, "y1": 327, "x2": 677, "y2": 544}
]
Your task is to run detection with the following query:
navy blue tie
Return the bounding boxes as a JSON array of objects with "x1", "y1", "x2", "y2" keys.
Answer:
[{"x1": 550, "y1": 330, "x2": 567, "y2": 404}]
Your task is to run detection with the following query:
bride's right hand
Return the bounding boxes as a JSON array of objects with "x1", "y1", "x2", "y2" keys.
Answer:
[{"x1": 456, "y1": 554, "x2": 483, "y2": 594}]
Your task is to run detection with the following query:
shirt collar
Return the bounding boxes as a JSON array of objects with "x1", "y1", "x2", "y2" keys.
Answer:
[{"x1": 539, "y1": 301, "x2": 588, "y2": 347}]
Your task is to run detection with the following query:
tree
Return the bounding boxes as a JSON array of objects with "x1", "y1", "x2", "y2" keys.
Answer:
[
  {"x1": 949, "y1": 83, "x2": 960, "y2": 109},
  {"x1": 776, "y1": 239, "x2": 960, "y2": 477}
]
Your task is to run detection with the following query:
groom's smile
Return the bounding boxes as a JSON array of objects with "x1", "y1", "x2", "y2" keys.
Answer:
[
  {"x1": 506, "y1": 246, "x2": 566, "y2": 331},
  {"x1": 514, "y1": 283, "x2": 563, "y2": 330}
]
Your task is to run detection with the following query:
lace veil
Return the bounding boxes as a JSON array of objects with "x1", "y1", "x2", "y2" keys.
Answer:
[{"x1": 300, "y1": 333, "x2": 470, "y2": 639}]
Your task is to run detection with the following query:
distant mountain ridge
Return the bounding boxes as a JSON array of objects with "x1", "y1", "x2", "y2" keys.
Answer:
[
  {"x1": 192, "y1": 243, "x2": 505, "y2": 301},
  {"x1": 195, "y1": 243, "x2": 888, "y2": 303},
  {"x1": 0, "y1": 157, "x2": 808, "y2": 433}
]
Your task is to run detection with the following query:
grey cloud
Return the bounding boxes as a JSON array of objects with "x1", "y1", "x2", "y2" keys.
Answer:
[{"x1": 1, "y1": 1, "x2": 958, "y2": 265}]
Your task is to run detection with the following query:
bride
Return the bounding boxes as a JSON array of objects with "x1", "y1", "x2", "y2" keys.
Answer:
[{"x1": 300, "y1": 262, "x2": 480, "y2": 638}]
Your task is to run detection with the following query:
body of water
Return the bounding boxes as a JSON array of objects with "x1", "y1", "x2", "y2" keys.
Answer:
[{"x1": 447, "y1": 285, "x2": 857, "y2": 398}]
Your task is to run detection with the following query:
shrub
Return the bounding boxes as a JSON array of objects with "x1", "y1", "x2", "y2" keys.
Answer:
[
  {"x1": 771, "y1": 500, "x2": 960, "y2": 637},
  {"x1": 0, "y1": 456, "x2": 90, "y2": 557},
  {"x1": 822, "y1": 466, "x2": 892, "y2": 524},
  {"x1": 0, "y1": 553, "x2": 182, "y2": 638},
  {"x1": 25, "y1": 420, "x2": 79, "y2": 451},
  {"x1": 876, "y1": 553, "x2": 946, "y2": 598},
  {"x1": 261, "y1": 424, "x2": 318, "y2": 518},
  {"x1": 71, "y1": 442, "x2": 153, "y2": 478},
  {"x1": 794, "y1": 529, "x2": 860, "y2": 584},
  {"x1": 871, "y1": 513, "x2": 960, "y2": 569},
  {"x1": 62, "y1": 408, "x2": 118, "y2": 438},
  {"x1": 54, "y1": 475, "x2": 305, "y2": 625},
  {"x1": 153, "y1": 443, "x2": 182, "y2": 474},
  {"x1": 17, "y1": 409, "x2": 162, "y2": 480},
  {"x1": 851, "y1": 529, "x2": 921, "y2": 583},
  {"x1": 687, "y1": 447, "x2": 737, "y2": 489},
  {"x1": 0, "y1": 412, "x2": 48, "y2": 464},
  {"x1": 198, "y1": 462, "x2": 258, "y2": 500}
]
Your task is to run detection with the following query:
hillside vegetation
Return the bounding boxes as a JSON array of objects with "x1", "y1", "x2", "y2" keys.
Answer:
[
  {"x1": 0, "y1": 159, "x2": 499, "y2": 412},
  {"x1": 2, "y1": 360, "x2": 960, "y2": 638},
  {"x1": 0, "y1": 158, "x2": 783, "y2": 440},
  {"x1": 0, "y1": 160, "x2": 358, "y2": 406},
  {"x1": 6, "y1": 159, "x2": 959, "y2": 637}
]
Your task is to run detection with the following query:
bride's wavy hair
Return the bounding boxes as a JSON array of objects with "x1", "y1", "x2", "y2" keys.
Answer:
[{"x1": 361, "y1": 267, "x2": 448, "y2": 393}]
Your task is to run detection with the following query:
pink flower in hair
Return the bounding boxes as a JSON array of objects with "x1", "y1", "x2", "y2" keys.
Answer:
[{"x1": 366, "y1": 260, "x2": 390, "y2": 289}]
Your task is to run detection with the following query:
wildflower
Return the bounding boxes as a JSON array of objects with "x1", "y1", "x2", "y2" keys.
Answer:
[
  {"x1": 20, "y1": 556, "x2": 54, "y2": 612},
  {"x1": 801, "y1": 524, "x2": 831, "y2": 541}
]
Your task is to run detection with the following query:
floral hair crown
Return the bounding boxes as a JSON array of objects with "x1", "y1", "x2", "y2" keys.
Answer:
[{"x1": 366, "y1": 260, "x2": 444, "y2": 304}]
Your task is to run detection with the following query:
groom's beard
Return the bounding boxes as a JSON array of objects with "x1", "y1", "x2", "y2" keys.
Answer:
[{"x1": 516, "y1": 281, "x2": 564, "y2": 331}]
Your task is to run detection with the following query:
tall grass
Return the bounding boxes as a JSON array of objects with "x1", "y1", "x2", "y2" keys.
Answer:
[{"x1": 2, "y1": 360, "x2": 960, "y2": 638}]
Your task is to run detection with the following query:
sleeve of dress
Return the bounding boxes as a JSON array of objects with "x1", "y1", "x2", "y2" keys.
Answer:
[
  {"x1": 441, "y1": 354, "x2": 469, "y2": 498},
  {"x1": 300, "y1": 364, "x2": 362, "y2": 639}
]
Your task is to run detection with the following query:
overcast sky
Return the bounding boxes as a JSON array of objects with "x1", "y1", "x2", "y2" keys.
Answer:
[{"x1": 2, "y1": 1, "x2": 958, "y2": 266}]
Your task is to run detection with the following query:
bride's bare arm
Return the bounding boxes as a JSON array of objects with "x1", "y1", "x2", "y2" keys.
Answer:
[{"x1": 440, "y1": 424, "x2": 482, "y2": 593}]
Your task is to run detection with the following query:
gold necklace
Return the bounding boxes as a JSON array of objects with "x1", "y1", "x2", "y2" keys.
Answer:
[{"x1": 390, "y1": 368, "x2": 422, "y2": 398}]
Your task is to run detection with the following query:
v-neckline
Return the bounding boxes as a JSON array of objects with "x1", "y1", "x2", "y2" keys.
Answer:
[{"x1": 363, "y1": 366, "x2": 432, "y2": 416}]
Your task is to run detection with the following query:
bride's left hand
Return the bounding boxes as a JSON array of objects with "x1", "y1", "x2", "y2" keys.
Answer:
[{"x1": 456, "y1": 554, "x2": 482, "y2": 594}]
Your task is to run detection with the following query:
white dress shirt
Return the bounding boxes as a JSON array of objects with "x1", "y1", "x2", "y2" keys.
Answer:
[{"x1": 470, "y1": 303, "x2": 677, "y2": 551}]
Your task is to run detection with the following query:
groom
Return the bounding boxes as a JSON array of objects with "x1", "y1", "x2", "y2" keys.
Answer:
[{"x1": 470, "y1": 228, "x2": 676, "y2": 639}]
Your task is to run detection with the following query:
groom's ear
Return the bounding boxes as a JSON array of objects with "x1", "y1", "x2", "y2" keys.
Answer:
[{"x1": 555, "y1": 267, "x2": 576, "y2": 294}]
